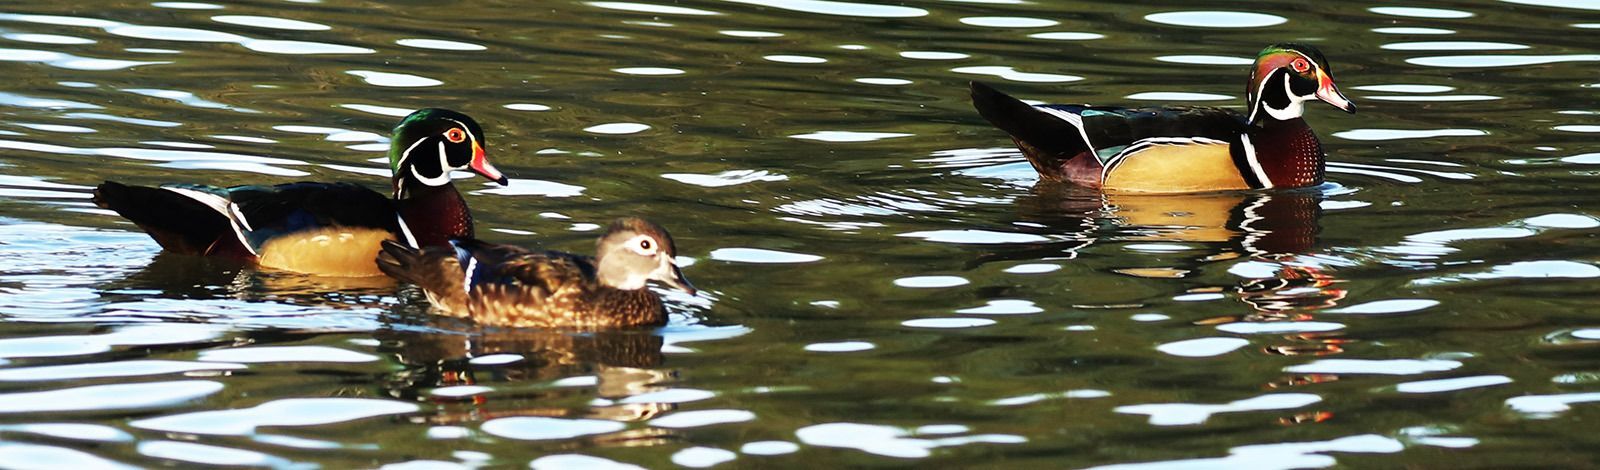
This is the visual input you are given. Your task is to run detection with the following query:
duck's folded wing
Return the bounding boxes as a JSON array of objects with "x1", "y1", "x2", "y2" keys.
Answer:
[
  {"x1": 225, "y1": 182, "x2": 400, "y2": 247},
  {"x1": 449, "y1": 239, "x2": 596, "y2": 300},
  {"x1": 1054, "y1": 105, "x2": 1249, "y2": 162}
]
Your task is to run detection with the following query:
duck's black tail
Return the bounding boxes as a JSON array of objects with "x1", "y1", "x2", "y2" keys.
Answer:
[
  {"x1": 93, "y1": 181, "x2": 250, "y2": 257},
  {"x1": 969, "y1": 81, "x2": 1094, "y2": 180}
]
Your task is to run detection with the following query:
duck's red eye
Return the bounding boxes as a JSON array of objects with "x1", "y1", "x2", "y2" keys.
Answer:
[
  {"x1": 640, "y1": 239, "x2": 653, "y2": 251},
  {"x1": 444, "y1": 128, "x2": 466, "y2": 143},
  {"x1": 1290, "y1": 58, "x2": 1310, "y2": 73}
]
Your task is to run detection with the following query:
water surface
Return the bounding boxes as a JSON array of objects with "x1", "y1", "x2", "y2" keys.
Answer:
[{"x1": 1, "y1": 0, "x2": 1599, "y2": 467}]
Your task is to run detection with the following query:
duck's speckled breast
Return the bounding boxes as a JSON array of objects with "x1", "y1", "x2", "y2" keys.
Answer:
[
  {"x1": 1252, "y1": 119, "x2": 1324, "y2": 189},
  {"x1": 398, "y1": 184, "x2": 473, "y2": 248}
]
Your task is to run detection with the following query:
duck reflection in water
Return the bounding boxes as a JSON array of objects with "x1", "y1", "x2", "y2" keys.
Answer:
[
  {"x1": 1005, "y1": 184, "x2": 1324, "y2": 263},
  {"x1": 1007, "y1": 184, "x2": 1350, "y2": 355},
  {"x1": 375, "y1": 315, "x2": 677, "y2": 447},
  {"x1": 104, "y1": 251, "x2": 397, "y2": 308}
]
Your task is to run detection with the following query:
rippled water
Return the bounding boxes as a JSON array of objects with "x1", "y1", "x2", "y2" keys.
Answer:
[{"x1": 1, "y1": 0, "x2": 1598, "y2": 467}]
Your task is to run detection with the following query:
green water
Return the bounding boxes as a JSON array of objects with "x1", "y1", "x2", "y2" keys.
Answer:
[{"x1": 1, "y1": 0, "x2": 1599, "y2": 468}]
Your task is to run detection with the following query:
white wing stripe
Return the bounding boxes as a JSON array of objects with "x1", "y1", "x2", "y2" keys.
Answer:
[
  {"x1": 162, "y1": 187, "x2": 258, "y2": 256},
  {"x1": 1102, "y1": 136, "x2": 1232, "y2": 179},
  {"x1": 1035, "y1": 106, "x2": 1096, "y2": 152}
]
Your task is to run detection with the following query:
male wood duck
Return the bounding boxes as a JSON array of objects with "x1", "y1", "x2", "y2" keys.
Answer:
[
  {"x1": 971, "y1": 43, "x2": 1355, "y2": 193},
  {"x1": 375, "y1": 218, "x2": 696, "y2": 329},
  {"x1": 92, "y1": 108, "x2": 509, "y2": 277}
]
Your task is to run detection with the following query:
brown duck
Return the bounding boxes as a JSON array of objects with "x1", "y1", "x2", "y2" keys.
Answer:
[{"x1": 376, "y1": 218, "x2": 696, "y2": 329}]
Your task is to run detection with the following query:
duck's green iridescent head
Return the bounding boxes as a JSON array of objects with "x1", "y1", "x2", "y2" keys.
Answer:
[
  {"x1": 1246, "y1": 43, "x2": 1356, "y2": 124},
  {"x1": 387, "y1": 108, "x2": 507, "y2": 199}
]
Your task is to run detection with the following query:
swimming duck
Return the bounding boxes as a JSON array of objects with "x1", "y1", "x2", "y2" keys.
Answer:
[
  {"x1": 375, "y1": 218, "x2": 696, "y2": 329},
  {"x1": 92, "y1": 108, "x2": 508, "y2": 277},
  {"x1": 971, "y1": 43, "x2": 1355, "y2": 193}
]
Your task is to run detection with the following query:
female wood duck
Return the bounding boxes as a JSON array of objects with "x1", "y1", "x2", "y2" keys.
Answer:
[
  {"x1": 375, "y1": 218, "x2": 696, "y2": 329},
  {"x1": 971, "y1": 43, "x2": 1355, "y2": 193},
  {"x1": 92, "y1": 108, "x2": 509, "y2": 277}
]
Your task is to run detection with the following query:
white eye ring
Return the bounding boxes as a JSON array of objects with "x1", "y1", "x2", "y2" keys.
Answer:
[{"x1": 625, "y1": 235, "x2": 658, "y2": 256}]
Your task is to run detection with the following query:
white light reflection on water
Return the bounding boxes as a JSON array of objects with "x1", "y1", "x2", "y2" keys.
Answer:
[
  {"x1": 2, "y1": 33, "x2": 95, "y2": 45},
  {"x1": 1144, "y1": 11, "x2": 1287, "y2": 28},
  {"x1": 1114, "y1": 393, "x2": 1322, "y2": 426},
  {"x1": 0, "y1": 324, "x2": 227, "y2": 359},
  {"x1": 395, "y1": 38, "x2": 486, "y2": 51},
  {"x1": 1156, "y1": 337, "x2": 1250, "y2": 357},
  {"x1": 0, "y1": 381, "x2": 224, "y2": 413},
  {"x1": 1508, "y1": 392, "x2": 1600, "y2": 417},
  {"x1": 1333, "y1": 128, "x2": 1487, "y2": 140},
  {"x1": 955, "y1": 299, "x2": 1042, "y2": 315},
  {"x1": 583, "y1": 122, "x2": 651, "y2": 134},
  {"x1": 672, "y1": 447, "x2": 738, "y2": 468},
  {"x1": 613, "y1": 67, "x2": 686, "y2": 76},
  {"x1": 1285, "y1": 359, "x2": 1462, "y2": 375},
  {"x1": 892, "y1": 276, "x2": 969, "y2": 288},
  {"x1": 0, "y1": 360, "x2": 245, "y2": 381},
  {"x1": 960, "y1": 17, "x2": 1058, "y2": 28},
  {"x1": 804, "y1": 341, "x2": 874, "y2": 352},
  {"x1": 1029, "y1": 31, "x2": 1104, "y2": 40},
  {"x1": 650, "y1": 409, "x2": 756, "y2": 428},
  {"x1": 951, "y1": 66, "x2": 1081, "y2": 83},
  {"x1": 210, "y1": 15, "x2": 330, "y2": 31},
  {"x1": 0, "y1": 423, "x2": 133, "y2": 442},
  {"x1": 1369, "y1": 7, "x2": 1474, "y2": 18},
  {"x1": 795, "y1": 422, "x2": 1024, "y2": 458},
  {"x1": 898, "y1": 229, "x2": 1050, "y2": 244},
  {"x1": 662, "y1": 169, "x2": 787, "y2": 187},
  {"x1": 899, "y1": 51, "x2": 968, "y2": 60},
  {"x1": 471, "y1": 178, "x2": 586, "y2": 197},
  {"x1": 1412, "y1": 260, "x2": 1600, "y2": 285},
  {"x1": 710, "y1": 247, "x2": 823, "y2": 264},
  {"x1": 480, "y1": 416, "x2": 626, "y2": 440},
  {"x1": 197, "y1": 346, "x2": 378, "y2": 363},
  {"x1": 586, "y1": 1, "x2": 721, "y2": 15},
  {"x1": 740, "y1": 440, "x2": 800, "y2": 455},
  {"x1": 346, "y1": 70, "x2": 442, "y2": 87},
  {"x1": 764, "y1": 54, "x2": 827, "y2": 64},
  {"x1": 902, "y1": 318, "x2": 994, "y2": 328},
  {"x1": 0, "y1": 46, "x2": 165, "y2": 70},
  {"x1": 1089, "y1": 434, "x2": 1403, "y2": 470},
  {"x1": 1408, "y1": 54, "x2": 1600, "y2": 68},
  {"x1": 138, "y1": 441, "x2": 287, "y2": 467},
  {"x1": 530, "y1": 454, "x2": 645, "y2": 469},
  {"x1": 790, "y1": 131, "x2": 911, "y2": 142},
  {"x1": 0, "y1": 443, "x2": 138, "y2": 470},
  {"x1": 722, "y1": 0, "x2": 926, "y2": 18},
  {"x1": 1324, "y1": 299, "x2": 1439, "y2": 315},
  {"x1": 1395, "y1": 375, "x2": 1512, "y2": 393},
  {"x1": 1380, "y1": 41, "x2": 1528, "y2": 51},
  {"x1": 132, "y1": 398, "x2": 419, "y2": 435}
]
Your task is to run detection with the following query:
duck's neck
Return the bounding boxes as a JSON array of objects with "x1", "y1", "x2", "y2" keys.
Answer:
[
  {"x1": 396, "y1": 182, "x2": 473, "y2": 248},
  {"x1": 1244, "y1": 117, "x2": 1323, "y2": 189}
]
